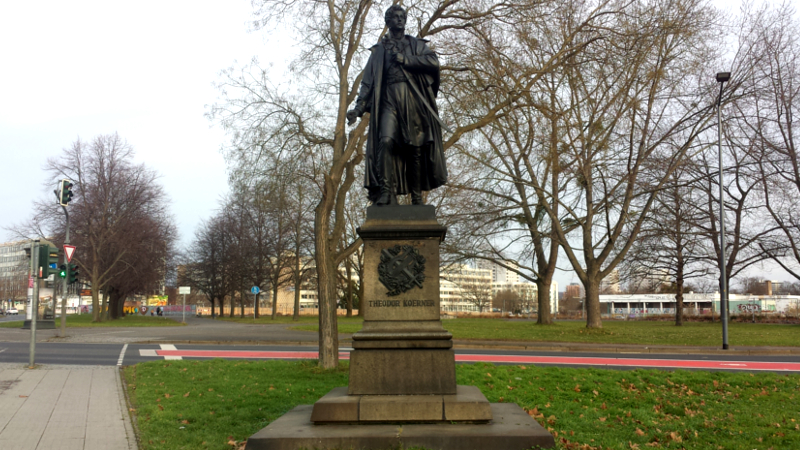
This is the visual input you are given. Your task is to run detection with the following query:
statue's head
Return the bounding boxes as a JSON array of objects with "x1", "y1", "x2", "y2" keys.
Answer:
[{"x1": 384, "y1": 5, "x2": 406, "y2": 30}]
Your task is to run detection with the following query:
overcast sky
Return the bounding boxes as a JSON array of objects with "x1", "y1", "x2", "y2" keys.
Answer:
[
  {"x1": 0, "y1": 0, "x2": 287, "y2": 245},
  {"x1": 1, "y1": 0, "x2": 794, "y2": 290}
]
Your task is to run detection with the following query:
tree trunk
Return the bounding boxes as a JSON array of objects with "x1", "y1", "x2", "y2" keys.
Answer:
[
  {"x1": 103, "y1": 290, "x2": 110, "y2": 321},
  {"x1": 109, "y1": 290, "x2": 120, "y2": 320},
  {"x1": 211, "y1": 297, "x2": 216, "y2": 318},
  {"x1": 255, "y1": 291, "x2": 260, "y2": 319},
  {"x1": 91, "y1": 287, "x2": 100, "y2": 322},
  {"x1": 536, "y1": 274, "x2": 554, "y2": 325},
  {"x1": 240, "y1": 284, "x2": 245, "y2": 318},
  {"x1": 293, "y1": 273, "x2": 301, "y2": 321},
  {"x1": 271, "y1": 281, "x2": 279, "y2": 320},
  {"x1": 675, "y1": 262, "x2": 684, "y2": 326},
  {"x1": 91, "y1": 262, "x2": 100, "y2": 322},
  {"x1": 316, "y1": 207, "x2": 339, "y2": 369},
  {"x1": 345, "y1": 259, "x2": 353, "y2": 317},
  {"x1": 584, "y1": 276, "x2": 602, "y2": 328},
  {"x1": 229, "y1": 293, "x2": 235, "y2": 317}
]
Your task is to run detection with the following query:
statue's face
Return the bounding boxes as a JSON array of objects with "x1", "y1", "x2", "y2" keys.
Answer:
[{"x1": 386, "y1": 9, "x2": 406, "y2": 32}]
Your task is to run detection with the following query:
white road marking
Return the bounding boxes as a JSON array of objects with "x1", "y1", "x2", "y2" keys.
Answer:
[
  {"x1": 0, "y1": 348, "x2": 7, "y2": 354},
  {"x1": 117, "y1": 344, "x2": 128, "y2": 366},
  {"x1": 720, "y1": 363, "x2": 747, "y2": 367},
  {"x1": 139, "y1": 349, "x2": 158, "y2": 357},
  {"x1": 160, "y1": 344, "x2": 182, "y2": 360}
]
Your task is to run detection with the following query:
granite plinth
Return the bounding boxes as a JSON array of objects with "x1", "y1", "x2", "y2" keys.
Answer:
[
  {"x1": 245, "y1": 403, "x2": 555, "y2": 450},
  {"x1": 311, "y1": 386, "x2": 491, "y2": 423},
  {"x1": 22, "y1": 320, "x2": 55, "y2": 329},
  {"x1": 348, "y1": 349, "x2": 456, "y2": 395}
]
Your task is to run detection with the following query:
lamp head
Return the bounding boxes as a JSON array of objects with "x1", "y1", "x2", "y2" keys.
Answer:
[{"x1": 716, "y1": 72, "x2": 731, "y2": 83}]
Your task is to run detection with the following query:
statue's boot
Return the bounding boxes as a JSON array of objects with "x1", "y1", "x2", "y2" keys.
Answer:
[
  {"x1": 375, "y1": 138, "x2": 396, "y2": 206},
  {"x1": 409, "y1": 146, "x2": 424, "y2": 205}
]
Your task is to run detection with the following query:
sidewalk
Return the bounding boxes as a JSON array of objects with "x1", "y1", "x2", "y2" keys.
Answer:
[{"x1": 0, "y1": 364, "x2": 136, "y2": 450}]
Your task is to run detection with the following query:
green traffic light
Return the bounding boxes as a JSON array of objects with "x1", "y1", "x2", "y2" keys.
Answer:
[{"x1": 58, "y1": 264, "x2": 67, "y2": 278}]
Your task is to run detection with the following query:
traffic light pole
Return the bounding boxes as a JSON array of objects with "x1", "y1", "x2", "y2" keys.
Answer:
[
  {"x1": 60, "y1": 206, "x2": 69, "y2": 337},
  {"x1": 29, "y1": 239, "x2": 39, "y2": 368}
]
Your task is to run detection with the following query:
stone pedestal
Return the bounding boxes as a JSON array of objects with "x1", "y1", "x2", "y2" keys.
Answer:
[
  {"x1": 348, "y1": 205, "x2": 456, "y2": 397},
  {"x1": 246, "y1": 404, "x2": 555, "y2": 450},
  {"x1": 245, "y1": 205, "x2": 554, "y2": 449},
  {"x1": 22, "y1": 320, "x2": 55, "y2": 330}
]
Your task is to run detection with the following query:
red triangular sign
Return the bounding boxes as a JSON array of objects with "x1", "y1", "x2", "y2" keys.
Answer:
[{"x1": 64, "y1": 245, "x2": 77, "y2": 262}]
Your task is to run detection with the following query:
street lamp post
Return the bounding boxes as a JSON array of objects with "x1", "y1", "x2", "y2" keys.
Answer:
[{"x1": 716, "y1": 71, "x2": 731, "y2": 350}]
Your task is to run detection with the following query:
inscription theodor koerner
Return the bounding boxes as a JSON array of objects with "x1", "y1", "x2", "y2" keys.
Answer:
[
  {"x1": 378, "y1": 244, "x2": 426, "y2": 296},
  {"x1": 369, "y1": 299, "x2": 435, "y2": 307}
]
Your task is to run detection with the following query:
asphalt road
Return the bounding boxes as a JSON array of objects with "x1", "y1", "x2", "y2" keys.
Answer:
[
  {"x1": 1, "y1": 341, "x2": 799, "y2": 373},
  {"x1": 1, "y1": 316, "x2": 799, "y2": 372}
]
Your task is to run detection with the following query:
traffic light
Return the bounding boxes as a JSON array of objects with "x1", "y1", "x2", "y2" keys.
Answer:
[
  {"x1": 58, "y1": 264, "x2": 67, "y2": 278},
  {"x1": 68, "y1": 263, "x2": 79, "y2": 284},
  {"x1": 37, "y1": 245, "x2": 59, "y2": 278},
  {"x1": 58, "y1": 179, "x2": 74, "y2": 206}
]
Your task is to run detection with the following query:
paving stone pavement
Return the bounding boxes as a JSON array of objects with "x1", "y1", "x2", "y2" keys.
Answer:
[{"x1": 0, "y1": 363, "x2": 136, "y2": 450}]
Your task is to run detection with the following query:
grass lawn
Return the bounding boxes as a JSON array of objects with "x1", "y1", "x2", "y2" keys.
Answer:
[
  {"x1": 123, "y1": 359, "x2": 800, "y2": 450},
  {"x1": 0, "y1": 314, "x2": 185, "y2": 328},
  {"x1": 291, "y1": 319, "x2": 800, "y2": 347}
]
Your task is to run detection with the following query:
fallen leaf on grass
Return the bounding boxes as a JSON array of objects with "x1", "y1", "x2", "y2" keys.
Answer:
[
  {"x1": 635, "y1": 428, "x2": 645, "y2": 436},
  {"x1": 164, "y1": 393, "x2": 170, "y2": 398},
  {"x1": 629, "y1": 442, "x2": 641, "y2": 449},
  {"x1": 666, "y1": 432, "x2": 682, "y2": 443},
  {"x1": 158, "y1": 405, "x2": 164, "y2": 411},
  {"x1": 183, "y1": 392, "x2": 190, "y2": 397},
  {"x1": 598, "y1": 417, "x2": 607, "y2": 422}
]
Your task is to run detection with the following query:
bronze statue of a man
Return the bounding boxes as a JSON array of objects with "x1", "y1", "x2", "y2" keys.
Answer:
[{"x1": 347, "y1": 5, "x2": 447, "y2": 206}]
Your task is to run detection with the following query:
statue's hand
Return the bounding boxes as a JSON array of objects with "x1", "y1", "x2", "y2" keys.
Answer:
[
  {"x1": 346, "y1": 109, "x2": 359, "y2": 126},
  {"x1": 393, "y1": 51, "x2": 405, "y2": 65}
]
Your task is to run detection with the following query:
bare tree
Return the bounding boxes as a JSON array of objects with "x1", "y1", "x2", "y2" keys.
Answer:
[
  {"x1": 524, "y1": 0, "x2": 722, "y2": 328},
  {"x1": 620, "y1": 166, "x2": 712, "y2": 325},
  {"x1": 183, "y1": 215, "x2": 235, "y2": 318},
  {"x1": 15, "y1": 134, "x2": 176, "y2": 322},
  {"x1": 729, "y1": 3, "x2": 800, "y2": 280}
]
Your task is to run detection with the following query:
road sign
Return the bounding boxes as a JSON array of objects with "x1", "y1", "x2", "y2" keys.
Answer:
[
  {"x1": 63, "y1": 245, "x2": 76, "y2": 262},
  {"x1": 178, "y1": 286, "x2": 190, "y2": 295},
  {"x1": 251, "y1": 286, "x2": 260, "y2": 295}
]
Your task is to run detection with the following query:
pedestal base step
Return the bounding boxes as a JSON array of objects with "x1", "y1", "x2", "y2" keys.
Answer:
[
  {"x1": 311, "y1": 386, "x2": 491, "y2": 423},
  {"x1": 22, "y1": 320, "x2": 55, "y2": 330},
  {"x1": 246, "y1": 403, "x2": 554, "y2": 450}
]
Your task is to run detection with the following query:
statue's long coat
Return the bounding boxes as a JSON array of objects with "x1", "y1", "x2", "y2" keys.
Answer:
[{"x1": 355, "y1": 35, "x2": 447, "y2": 202}]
